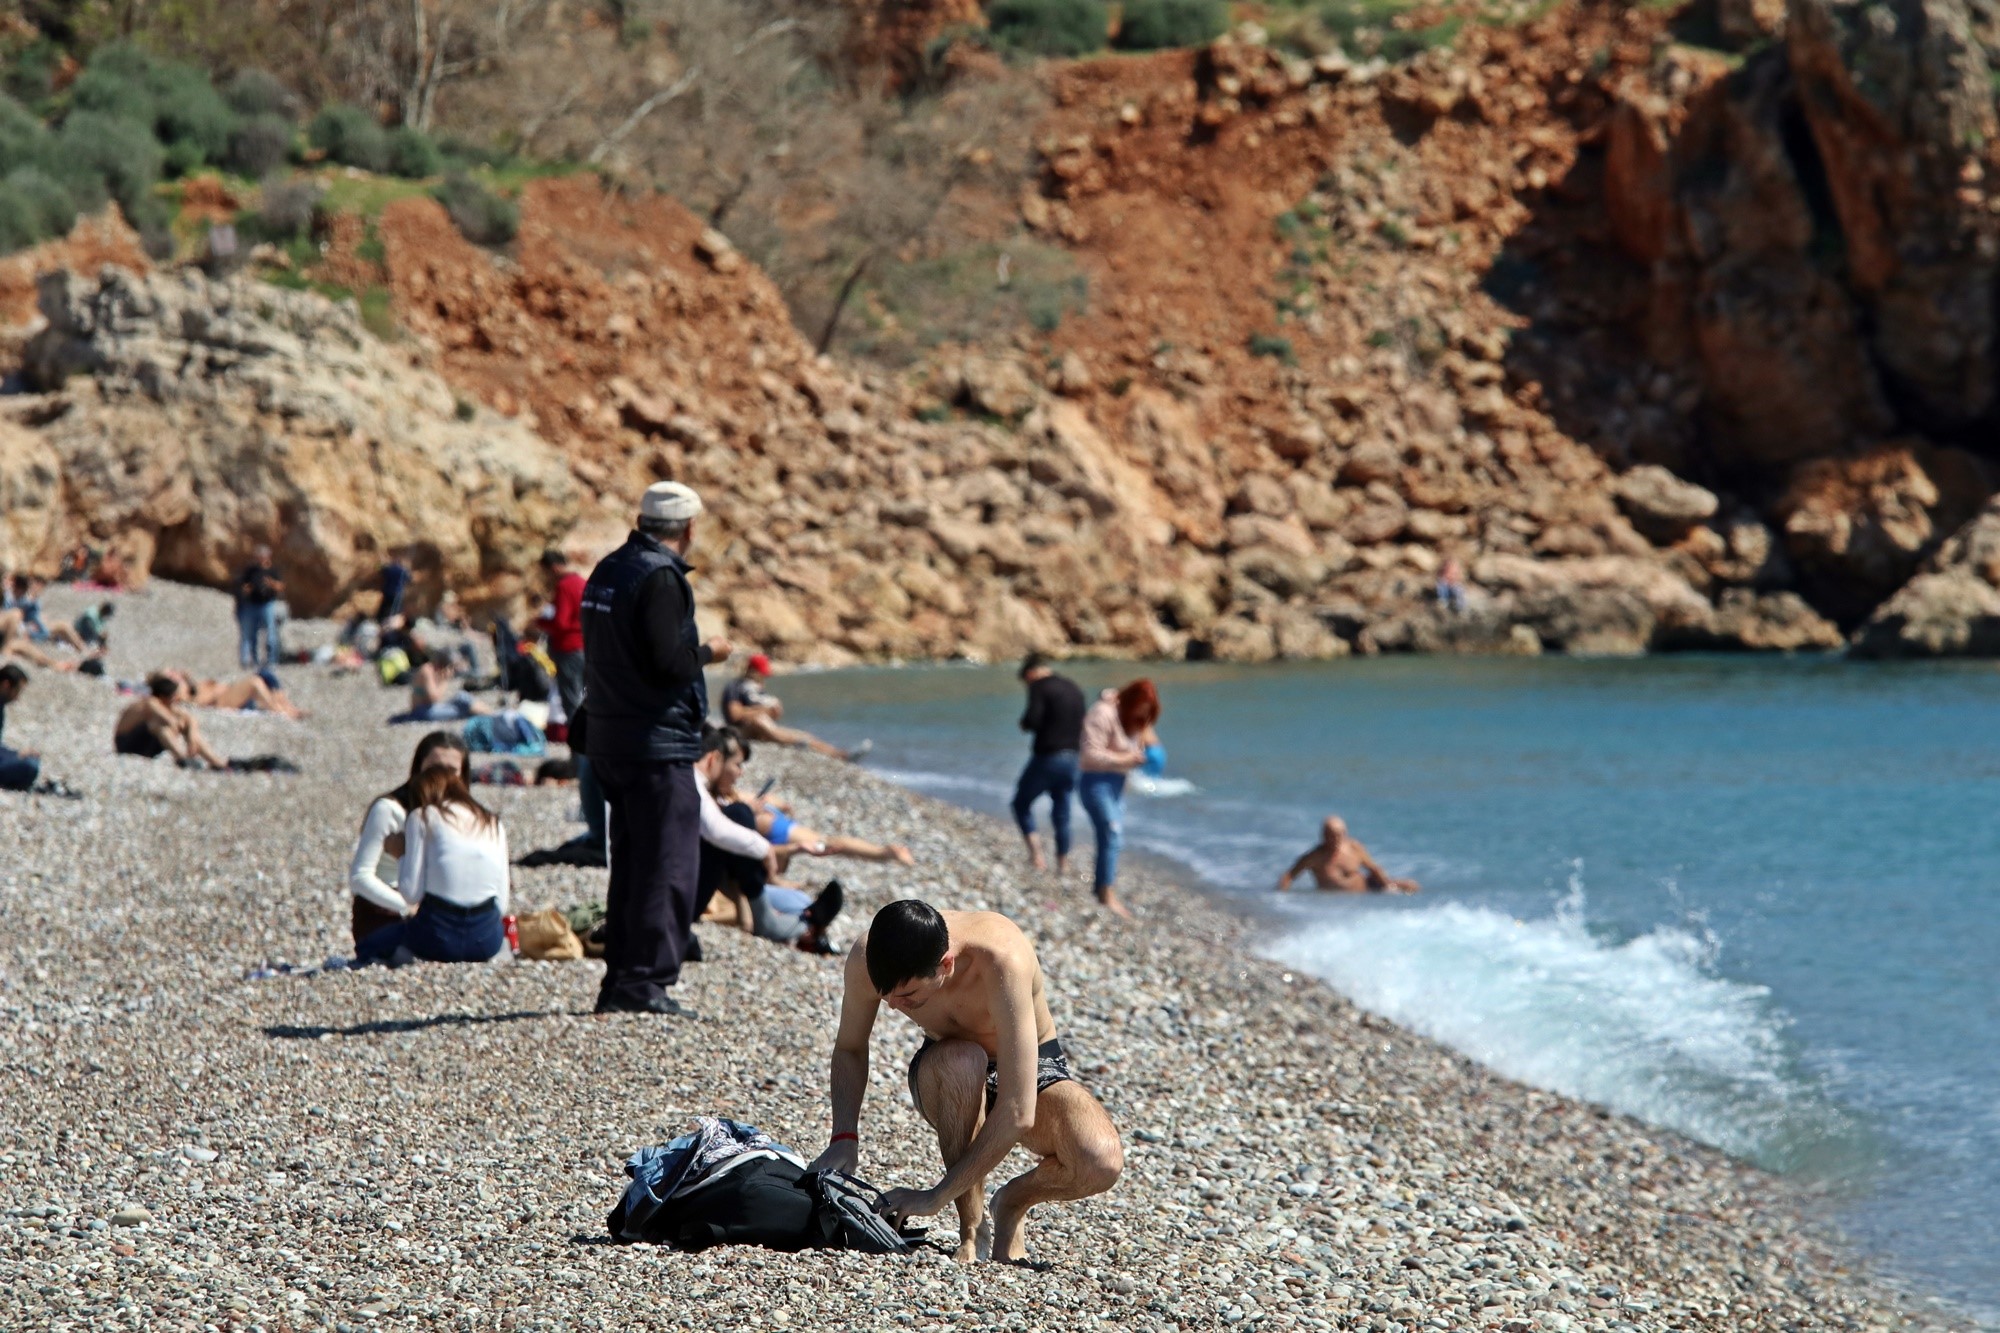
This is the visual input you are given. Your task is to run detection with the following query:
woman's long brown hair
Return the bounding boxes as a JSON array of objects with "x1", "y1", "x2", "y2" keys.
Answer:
[
  {"x1": 1117, "y1": 678, "x2": 1161, "y2": 733},
  {"x1": 409, "y1": 763, "x2": 499, "y2": 833},
  {"x1": 384, "y1": 731, "x2": 471, "y2": 811}
]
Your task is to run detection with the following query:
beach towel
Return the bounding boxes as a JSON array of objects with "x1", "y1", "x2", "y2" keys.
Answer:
[{"x1": 461, "y1": 712, "x2": 547, "y2": 756}]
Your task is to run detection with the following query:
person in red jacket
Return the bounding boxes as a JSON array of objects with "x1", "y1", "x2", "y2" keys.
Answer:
[{"x1": 536, "y1": 549, "x2": 587, "y2": 724}]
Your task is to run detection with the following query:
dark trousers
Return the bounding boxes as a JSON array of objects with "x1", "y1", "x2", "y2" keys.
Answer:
[
  {"x1": 553, "y1": 650, "x2": 586, "y2": 721},
  {"x1": 595, "y1": 756, "x2": 701, "y2": 1006}
]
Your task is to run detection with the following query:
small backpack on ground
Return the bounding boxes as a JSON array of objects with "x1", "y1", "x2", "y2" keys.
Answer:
[
  {"x1": 805, "y1": 1171, "x2": 914, "y2": 1254},
  {"x1": 611, "y1": 1152, "x2": 817, "y2": 1251}
]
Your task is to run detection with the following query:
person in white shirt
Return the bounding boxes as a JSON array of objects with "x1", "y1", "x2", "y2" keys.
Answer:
[
  {"x1": 348, "y1": 732, "x2": 472, "y2": 949},
  {"x1": 355, "y1": 746, "x2": 511, "y2": 964},
  {"x1": 694, "y1": 726, "x2": 844, "y2": 953}
]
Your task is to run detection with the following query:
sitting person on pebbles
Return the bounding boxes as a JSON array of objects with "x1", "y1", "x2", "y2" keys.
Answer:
[
  {"x1": 720, "y1": 653, "x2": 869, "y2": 761},
  {"x1": 347, "y1": 731, "x2": 474, "y2": 950},
  {"x1": 113, "y1": 674, "x2": 230, "y2": 768},
  {"x1": 354, "y1": 747, "x2": 511, "y2": 965},
  {"x1": 710, "y1": 729, "x2": 915, "y2": 871},
  {"x1": 809, "y1": 899, "x2": 1124, "y2": 1265},
  {"x1": 695, "y1": 724, "x2": 844, "y2": 954}
]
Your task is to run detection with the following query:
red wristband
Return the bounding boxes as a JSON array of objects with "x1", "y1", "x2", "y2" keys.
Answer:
[{"x1": 830, "y1": 1132, "x2": 858, "y2": 1144}]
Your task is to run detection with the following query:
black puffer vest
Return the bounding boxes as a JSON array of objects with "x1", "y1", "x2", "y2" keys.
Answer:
[{"x1": 581, "y1": 532, "x2": 706, "y2": 763}]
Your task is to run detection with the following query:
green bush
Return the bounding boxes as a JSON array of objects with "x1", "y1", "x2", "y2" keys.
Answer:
[
  {"x1": 0, "y1": 190, "x2": 42, "y2": 254},
  {"x1": 433, "y1": 173, "x2": 518, "y2": 246},
  {"x1": 309, "y1": 104, "x2": 390, "y2": 172},
  {"x1": 1248, "y1": 331, "x2": 1296, "y2": 363},
  {"x1": 0, "y1": 95, "x2": 51, "y2": 176},
  {"x1": 224, "y1": 69, "x2": 296, "y2": 120},
  {"x1": 151, "y1": 67, "x2": 239, "y2": 170},
  {"x1": 66, "y1": 43, "x2": 158, "y2": 124},
  {"x1": 987, "y1": 0, "x2": 1108, "y2": 56},
  {"x1": 4, "y1": 166, "x2": 78, "y2": 239},
  {"x1": 226, "y1": 114, "x2": 294, "y2": 178},
  {"x1": 3, "y1": 40, "x2": 63, "y2": 107},
  {"x1": 1114, "y1": 0, "x2": 1228, "y2": 49},
  {"x1": 53, "y1": 110, "x2": 162, "y2": 215},
  {"x1": 241, "y1": 177, "x2": 322, "y2": 241},
  {"x1": 387, "y1": 125, "x2": 444, "y2": 179}
]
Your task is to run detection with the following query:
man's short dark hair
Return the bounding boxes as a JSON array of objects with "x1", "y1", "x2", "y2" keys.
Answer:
[
  {"x1": 700, "y1": 724, "x2": 749, "y2": 763},
  {"x1": 0, "y1": 663, "x2": 27, "y2": 689},
  {"x1": 539, "y1": 548, "x2": 567, "y2": 569},
  {"x1": 147, "y1": 673, "x2": 179, "y2": 700},
  {"x1": 1018, "y1": 652, "x2": 1046, "y2": 680},
  {"x1": 866, "y1": 900, "x2": 950, "y2": 995}
]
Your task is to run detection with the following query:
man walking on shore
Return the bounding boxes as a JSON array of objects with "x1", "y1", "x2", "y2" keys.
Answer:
[
  {"x1": 808, "y1": 899, "x2": 1123, "y2": 1264},
  {"x1": 1010, "y1": 653, "x2": 1084, "y2": 873},
  {"x1": 583, "y1": 482, "x2": 732, "y2": 1017}
]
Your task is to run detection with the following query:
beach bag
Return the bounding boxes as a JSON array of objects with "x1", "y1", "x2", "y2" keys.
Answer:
[
  {"x1": 377, "y1": 647, "x2": 412, "y2": 686},
  {"x1": 515, "y1": 908, "x2": 583, "y2": 961},
  {"x1": 806, "y1": 1171, "x2": 915, "y2": 1255},
  {"x1": 611, "y1": 1153, "x2": 818, "y2": 1251}
]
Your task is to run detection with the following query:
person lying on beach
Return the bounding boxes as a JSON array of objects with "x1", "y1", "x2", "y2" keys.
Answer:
[
  {"x1": 694, "y1": 725, "x2": 843, "y2": 953},
  {"x1": 6, "y1": 575, "x2": 102, "y2": 656},
  {"x1": 113, "y1": 674, "x2": 229, "y2": 768},
  {"x1": 348, "y1": 731, "x2": 472, "y2": 948},
  {"x1": 711, "y1": 729, "x2": 915, "y2": 871},
  {"x1": 809, "y1": 899, "x2": 1123, "y2": 1264},
  {"x1": 721, "y1": 653, "x2": 870, "y2": 762},
  {"x1": 161, "y1": 668, "x2": 308, "y2": 720},
  {"x1": 1277, "y1": 816, "x2": 1420, "y2": 894}
]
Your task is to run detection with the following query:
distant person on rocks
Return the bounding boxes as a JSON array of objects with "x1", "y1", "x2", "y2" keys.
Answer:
[
  {"x1": 1010, "y1": 652, "x2": 1085, "y2": 874},
  {"x1": 0, "y1": 664, "x2": 42, "y2": 791},
  {"x1": 694, "y1": 725, "x2": 844, "y2": 954},
  {"x1": 72, "y1": 600, "x2": 114, "y2": 651},
  {"x1": 1278, "y1": 816, "x2": 1419, "y2": 894},
  {"x1": 535, "y1": 548, "x2": 587, "y2": 727},
  {"x1": 347, "y1": 732, "x2": 473, "y2": 949},
  {"x1": 379, "y1": 549, "x2": 413, "y2": 624},
  {"x1": 721, "y1": 653, "x2": 870, "y2": 761},
  {"x1": 584, "y1": 481, "x2": 734, "y2": 1018},
  {"x1": 808, "y1": 899, "x2": 1124, "y2": 1265},
  {"x1": 114, "y1": 674, "x2": 229, "y2": 768},
  {"x1": 1077, "y1": 679, "x2": 1160, "y2": 920},
  {"x1": 1435, "y1": 556, "x2": 1468, "y2": 614},
  {"x1": 354, "y1": 760, "x2": 511, "y2": 965},
  {"x1": 234, "y1": 545, "x2": 286, "y2": 669}
]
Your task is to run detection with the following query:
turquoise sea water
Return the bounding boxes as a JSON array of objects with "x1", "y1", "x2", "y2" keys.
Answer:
[{"x1": 767, "y1": 655, "x2": 2000, "y2": 1325}]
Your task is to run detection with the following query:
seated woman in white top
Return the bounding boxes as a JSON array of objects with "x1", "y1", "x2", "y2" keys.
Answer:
[
  {"x1": 348, "y1": 731, "x2": 471, "y2": 950},
  {"x1": 354, "y1": 753, "x2": 510, "y2": 965}
]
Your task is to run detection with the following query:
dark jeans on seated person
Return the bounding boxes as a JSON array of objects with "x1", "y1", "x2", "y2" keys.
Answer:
[
  {"x1": 0, "y1": 745, "x2": 40, "y2": 790},
  {"x1": 355, "y1": 895, "x2": 504, "y2": 964},
  {"x1": 696, "y1": 802, "x2": 806, "y2": 944}
]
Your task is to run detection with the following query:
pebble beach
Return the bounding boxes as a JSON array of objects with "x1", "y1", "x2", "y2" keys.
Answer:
[{"x1": 0, "y1": 583, "x2": 1972, "y2": 1332}]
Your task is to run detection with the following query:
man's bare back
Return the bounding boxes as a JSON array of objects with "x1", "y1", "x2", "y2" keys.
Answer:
[
  {"x1": 809, "y1": 900, "x2": 1121, "y2": 1264},
  {"x1": 1278, "y1": 816, "x2": 1419, "y2": 894}
]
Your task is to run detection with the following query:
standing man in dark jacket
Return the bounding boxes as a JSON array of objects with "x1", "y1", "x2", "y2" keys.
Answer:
[
  {"x1": 1010, "y1": 652, "x2": 1086, "y2": 873},
  {"x1": 583, "y1": 482, "x2": 732, "y2": 1017},
  {"x1": 234, "y1": 545, "x2": 285, "y2": 669}
]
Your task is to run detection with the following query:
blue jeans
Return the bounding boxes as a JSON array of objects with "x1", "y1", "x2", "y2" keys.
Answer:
[
  {"x1": 577, "y1": 756, "x2": 607, "y2": 850},
  {"x1": 0, "y1": 746, "x2": 40, "y2": 791},
  {"x1": 356, "y1": 896, "x2": 505, "y2": 964},
  {"x1": 1078, "y1": 771, "x2": 1126, "y2": 893},
  {"x1": 1012, "y1": 750, "x2": 1078, "y2": 860},
  {"x1": 237, "y1": 600, "x2": 282, "y2": 668}
]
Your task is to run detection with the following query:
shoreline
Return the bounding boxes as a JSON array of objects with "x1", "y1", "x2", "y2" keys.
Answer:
[{"x1": 0, "y1": 581, "x2": 1975, "y2": 1331}]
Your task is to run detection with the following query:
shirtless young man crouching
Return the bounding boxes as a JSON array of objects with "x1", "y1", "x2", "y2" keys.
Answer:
[
  {"x1": 1277, "y1": 815, "x2": 1419, "y2": 893},
  {"x1": 806, "y1": 900, "x2": 1122, "y2": 1264}
]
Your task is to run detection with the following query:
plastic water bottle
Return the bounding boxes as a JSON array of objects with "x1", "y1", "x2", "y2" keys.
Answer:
[{"x1": 503, "y1": 914, "x2": 519, "y2": 956}]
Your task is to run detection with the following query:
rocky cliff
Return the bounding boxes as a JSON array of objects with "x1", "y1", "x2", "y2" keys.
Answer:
[{"x1": 1, "y1": 267, "x2": 577, "y2": 613}]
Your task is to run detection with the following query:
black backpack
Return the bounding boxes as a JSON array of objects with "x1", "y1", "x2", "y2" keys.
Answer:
[{"x1": 607, "y1": 1157, "x2": 915, "y2": 1255}]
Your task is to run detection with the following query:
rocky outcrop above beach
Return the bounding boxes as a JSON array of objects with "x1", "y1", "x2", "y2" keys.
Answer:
[{"x1": 3, "y1": 266, "x2": 578, "y2": 613}]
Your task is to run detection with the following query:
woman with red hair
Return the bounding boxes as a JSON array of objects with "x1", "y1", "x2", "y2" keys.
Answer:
[{"x1": 1077, "y1": 678, "x2": 1161, "y2": 918}]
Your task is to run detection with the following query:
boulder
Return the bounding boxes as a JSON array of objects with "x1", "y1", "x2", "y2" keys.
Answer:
[
  {"x1": 1853, "y1": 496, "x2": 2000, "y2": 656},
  {"x1": 15, "y1": 267, "x2": 578, "y2": 613},
  {"x1": 947, "y1": 355, "x2": 1039, "y2": 419},
  {"x1": 1613, "y1": 465, "x2": 1719, "y2": 542}
]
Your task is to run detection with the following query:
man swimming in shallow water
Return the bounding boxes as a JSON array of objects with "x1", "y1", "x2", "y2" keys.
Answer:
[
  {"x1": 1277, "y1": 816, "x2": 1420, "y2": 893},
  {"x1": 807, "y1": 900, "x2": 1123, "y2": 1264}
]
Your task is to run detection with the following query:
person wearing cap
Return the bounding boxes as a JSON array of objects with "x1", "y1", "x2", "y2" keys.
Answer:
[
  {"x1": 720, "y1": 653, "x2": 870, "y2": 762},
  {"x1": 581, "y1": 481, "x2": 733, "y2": 1017}
]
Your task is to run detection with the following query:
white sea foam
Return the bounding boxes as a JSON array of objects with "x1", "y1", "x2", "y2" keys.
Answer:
[{"x1": 1262, "y1": 877, "x2": 1844, "y2": 1166}]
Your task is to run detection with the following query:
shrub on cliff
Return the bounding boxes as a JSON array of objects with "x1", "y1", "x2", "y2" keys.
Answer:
[
  {"x1": 224, "y1": 69, "x2": 297, "y2": 121},
  {"x1": 0, "y1": 94, "x2": 51, "y2": 176},
  {"x1": 387, "y1": 126, "x2": 444, "y2": 179},
  {"x1": 309, "y1": 104, "x2": 390, "y2": 172},
  {"x1": 53, "y1": 111, "x2": 162, "y2": 218},
  {"x1": 434, "y1": 173, "x2": 518, "y2": 246},
  {"x1": 988, "y1": 0, "x2": 1109, "y2": 56},
  {"x1": 226, "y1": 114, "x2": 295, "y2": 177},
  {"x1": 1114, "y1": 0, "x2": 1228, "y2": 49},
  {"x1": 3, "y1": 166, "x2": 79, "y2": 240},
  {"x1": 68, "y1": 43, "x2": 240, "y2": 176}
]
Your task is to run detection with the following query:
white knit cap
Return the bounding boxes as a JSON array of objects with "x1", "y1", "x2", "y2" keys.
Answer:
[{"x1": 639, "y1": 481, "x2": 703, "y2": 522}]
